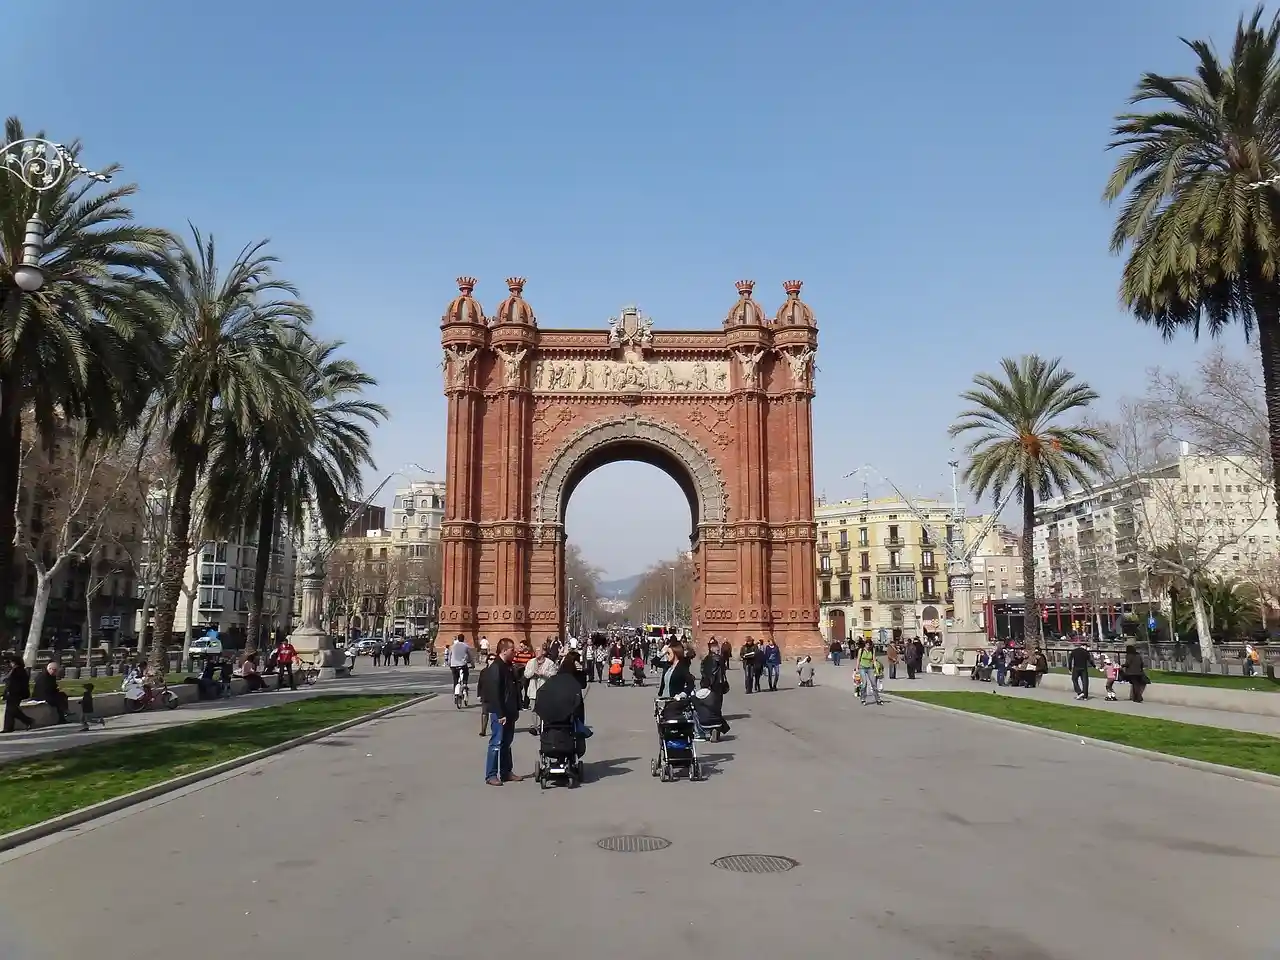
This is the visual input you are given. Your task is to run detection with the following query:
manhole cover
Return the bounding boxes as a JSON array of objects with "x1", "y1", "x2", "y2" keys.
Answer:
[
  {"x1": 597, "y1": 835, "x2": 672, "y2": 853},
  {"x1": 711, "y1": 854, "x2": 799, "y2": 874}
]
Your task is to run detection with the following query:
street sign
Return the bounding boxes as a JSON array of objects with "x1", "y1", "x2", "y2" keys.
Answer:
[
  {"x1": 1147, "y1": 616, "x2": 1157, "y2": 630},
  {"x1": 877, "y1": 628, "x2": 888, "y2": 644}
]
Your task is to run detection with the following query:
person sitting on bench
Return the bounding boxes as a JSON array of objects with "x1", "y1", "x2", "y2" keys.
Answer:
[{"x1": 33, "y1": 662, "x2": 69, "y2": 723}]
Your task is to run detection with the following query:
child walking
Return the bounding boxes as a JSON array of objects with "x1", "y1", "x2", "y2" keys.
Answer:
[
  {"x1": 1103, "y1": 657, "x2": 1120, "y2": 702},
  {"x1": 79, "y1": 683, "x2": 104, "y2": 730}
]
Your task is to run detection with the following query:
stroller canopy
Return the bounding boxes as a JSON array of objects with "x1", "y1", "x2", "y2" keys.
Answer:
[{"x1": 532, "y1": 672, "x2": 583, "y2": 723}]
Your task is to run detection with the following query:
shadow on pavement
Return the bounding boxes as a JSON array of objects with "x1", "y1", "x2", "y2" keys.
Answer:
[{"x1": 587, "y1": 755, "x2": 640, "y2": 780}]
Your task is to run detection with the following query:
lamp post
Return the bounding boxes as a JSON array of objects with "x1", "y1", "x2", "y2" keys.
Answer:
[
  {"x1": 294, "y1": 462, "x2": 435, "y2": 677},
  {"x1": 669, "y1": 565, "x2": 677, "y2": 628}
]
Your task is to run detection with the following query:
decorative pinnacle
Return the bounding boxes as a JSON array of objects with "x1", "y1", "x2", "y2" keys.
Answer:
[
  {"x1": 505, "y1": 277, "x2": 526, "y2": 296},
  {"x1": 735, "y1": 279, "x2": 755, "y2": 297},
  {"x1": 782, "y1": 280, "x2": 803, "y2": 296},
  {"x1": 456, "y1": 276, "x2": 477, "y2": 294}
]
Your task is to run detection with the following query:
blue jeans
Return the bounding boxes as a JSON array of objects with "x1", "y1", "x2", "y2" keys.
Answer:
[
  {"x1": 859, "y1": 666, "x2": 878, "y2": 703},
  {"x1": 765, "y1": 664, "x2": 780, "y2": 688},
  {"x1": 485, "y1": 712, "x2": 515, "y2": 781},
  {"x1": 832, "y1": 651, "x2": 842, "y2": 667}
]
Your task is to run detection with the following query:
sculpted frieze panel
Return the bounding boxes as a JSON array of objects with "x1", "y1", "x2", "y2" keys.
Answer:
[{"x1": 532, "y1": 358, "x2": 729, "y2": 395}]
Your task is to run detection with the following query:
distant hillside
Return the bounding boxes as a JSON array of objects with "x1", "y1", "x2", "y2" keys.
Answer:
[{"x1": 597, "y1": 573, "x2": 644, "y2": 598}]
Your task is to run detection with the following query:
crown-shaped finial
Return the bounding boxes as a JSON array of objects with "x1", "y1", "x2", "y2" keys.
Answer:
[
  {"x1": 505, "y1": 277, "x2": 526, "y2": 296},
  {"x1": 735, "y1": 279, "x2": 755, "y2": 297},
  {"x1": 782, "y1": 280, "x2": 803, "y2": 296},
  {"x1": 456, "y1": 276, "x2": 477, "y2": 295}
]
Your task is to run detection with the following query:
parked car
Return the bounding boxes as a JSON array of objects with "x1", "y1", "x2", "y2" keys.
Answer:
[
  {"x1": 346, "y1": 638, "x2": 382, "y2": 657},
  {"x1": 189, "y1": 636, "x2": 223, "y2": 655}
]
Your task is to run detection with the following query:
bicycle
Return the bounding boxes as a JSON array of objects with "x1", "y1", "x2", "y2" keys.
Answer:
[
  {"x1": 451, "y1": 665, "x2": 470, "y2": 709},
  {"x1": 295, "y1": 658, "x2": 320, "y2": 686}
]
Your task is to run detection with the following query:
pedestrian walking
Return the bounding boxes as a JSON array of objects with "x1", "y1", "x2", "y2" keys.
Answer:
[
  {"x1": 401, "y1": 638, "x2": 413, "y2": 666},
  {"x1": 886, "y1": 641, "x2": 900, "y2": 679},
  {"x1": 2, "y1": 656, "x2": 33, "y2": 733},
  {"x1": 479, "y1": 638, "x2": 523, "y2": 785},
  {"x1": 1068, "y1": 638, "x2": 1095, "y2": 700},
  {"x1": 829, "y1": 639, "x2": 843, "y2": 667},
  {"x1": 1123, "y1": 644, "x2": 1148, "y2": 703},
  {"x1": 762, "y1": 639, "x2": 782, "y2": 691},
  {"x1": 857, "y1": 640, "x2": 882, "y2": 705},
  {"x1": 371, "y1": 643, "x2": 381, "y2": 667},
  {"x1": 740, "y1": 637, "x2": 761, "y2": 693},
  {"x1": 1103, "y1": 656, "x2": 1120, "y2": 701}
]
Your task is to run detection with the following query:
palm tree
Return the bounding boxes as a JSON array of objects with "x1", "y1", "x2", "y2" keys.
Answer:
[
  {"x1": 0, "y1": 118, "x2": 169, "y2": 639},
  {"x1": 207, "y1": 332, "x2": 385, "y2": 655},
  {"x1": 139, "y1": 228, "x2": 311, "y2": 672},
  {"x1": 949, "y1": 355, "x2": 1111, "y2": 645},
  {"x1": 1105, "y1": 7, "x2": 1280, "y2": 526}
]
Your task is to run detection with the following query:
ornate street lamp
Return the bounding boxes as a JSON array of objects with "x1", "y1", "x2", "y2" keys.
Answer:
[{"x1": 2, "y1": 138, "x2": 112, "y2": 293}]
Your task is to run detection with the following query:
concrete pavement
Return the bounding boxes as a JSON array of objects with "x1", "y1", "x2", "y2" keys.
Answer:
[{"x1": 0, "y1": 667, "x2": 1276, "y2": 959}]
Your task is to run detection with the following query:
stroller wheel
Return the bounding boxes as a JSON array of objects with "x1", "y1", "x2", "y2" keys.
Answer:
[
  {"x1": 691, "y1": 762, "x2": 704, "y2": 781},
  {"x1": 710, "y1": 729, "x2": 721, "y2": 743},
  {"x1": 539, "y1": 773, "x2": 549, "y2": 790},
  {"x1": 661, "y1": 763, "x2": 673, "y2": 782},
  {"x1": 650, "y1": 758, "x2": 659, "y2": 777}
]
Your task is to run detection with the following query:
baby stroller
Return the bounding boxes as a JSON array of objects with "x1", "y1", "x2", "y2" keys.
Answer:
[
  {"x1": 607, "y1": 656, "x2": 626, "y2": 687},
  {"x1": 650, "y1": 695, "x2": 704, "y2": 782},
  {"x1": 533, "y1": 672, "x2": 586, "y2": 789},
  {"x1": 631, "y1": 656, "x2": 646, "y2": 686}
]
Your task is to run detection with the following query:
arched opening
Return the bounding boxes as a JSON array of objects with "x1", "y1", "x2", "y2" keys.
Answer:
[
  {"x1": 565, "y1": 460, "x2": 695, "y2": 634},
  {"x1": 828, "y1": 608, "x2": 846, "y2": 644}
]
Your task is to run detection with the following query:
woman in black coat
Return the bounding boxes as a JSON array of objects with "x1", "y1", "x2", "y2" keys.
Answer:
[
  {"x1": 1123, "y1": 644, "x2": 1147, "y2": 703},
  {"x1": 3, "y1": 656, "x2": 34, "y2": 733}
]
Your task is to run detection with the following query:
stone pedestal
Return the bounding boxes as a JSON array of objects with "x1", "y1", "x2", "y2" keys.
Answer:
[
  {"x1": 290, "y1": 573, "x2": 350, "y2": 679},
  {"x1": 928, "y1": 568, "x2": 989, "y2": 674}
]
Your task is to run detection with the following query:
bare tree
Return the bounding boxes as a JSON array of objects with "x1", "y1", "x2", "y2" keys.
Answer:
[
  {"x1": 14, "y1": 418, "x2": 142, "y2": 665},
  {"x1": 1092, "y1": 354, "x2": 1274, "y2": 662},
  {"x1": 1051, "y1": 541, "x2": 1122, "y2": 639},
  {"x1": 625, "y1": 552, "x2": 696, "y2": 624}
]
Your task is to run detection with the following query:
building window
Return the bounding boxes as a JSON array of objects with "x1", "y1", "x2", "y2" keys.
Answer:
[
  {"x1": 821, "y1": 581, "x2": 831, "y2": 603},
  {"x1": 839, "y1": 579, "x2": 851, "y2": 601},
  {"x1": 876, "y1": 574, "x2": 917, "y2": 602},
  {"x1": 860, "y1": 577, "x2": 872, "y2": 601},
  {"x1": 889, "y1": 550, "x2": 901, "y2": 568},
  {"x1": 860, "y1": 551, "x2": 870, "y2": 572},
  {"x1": 859, "y1": 527, "x2": 869, "y2": 547},
  {"x1": 861, "y1": 606, "x2": 872, "y2": 624},
  {"x1": 839, "y1": 529, "x2": 848, "y2": 548},
  {"x1": 922, "y1": 576, "x2": 936, "y2": 596},
  {"x1": 922, "y1": 550, "x2": 934, "y2": 568},
  {"x1": 888, "y1": 524, "x2": 899, "y2": 541},
  {"x1": 820, "y1": 530, "x2": 829, "y2": 544},
  {"x1": 820, "y1": 555, "x2": 831, "y2": 571}
]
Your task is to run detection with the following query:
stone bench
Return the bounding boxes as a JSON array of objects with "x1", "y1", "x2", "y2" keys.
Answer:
[{"x1": 16, "y1": 677, "x2": 267, "y2": 728}]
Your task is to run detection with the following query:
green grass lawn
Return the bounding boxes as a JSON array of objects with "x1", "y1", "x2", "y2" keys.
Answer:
[
  {"x1": 0, "y1": 694, "x2": 410, "y2": 836},
  {"x1": 897, "y1": 691, "x2": 1280, "y2": 777},
  {"x1": 1049, "y1": 667, "x2": 1277, "y2": 692}
]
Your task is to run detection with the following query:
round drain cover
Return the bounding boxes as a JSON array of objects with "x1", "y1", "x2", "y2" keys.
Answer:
[
  {"x1": 711, "y1": 854, "x2": 799, "y2": 874},
  {"x1": 597, "y1": 835, "x2": 672, "y2": 853}
]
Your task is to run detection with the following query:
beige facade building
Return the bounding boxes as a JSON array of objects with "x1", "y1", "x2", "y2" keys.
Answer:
[
  {"x1": 1034, "y1": 452, "x2": 1279, "y2": 604},
  {"x1": 816, "y1": 495, "x2": 1017, "y2": 643},
  {"x1": 325, "y1": 478, "x2": 447, "y2": 639}
]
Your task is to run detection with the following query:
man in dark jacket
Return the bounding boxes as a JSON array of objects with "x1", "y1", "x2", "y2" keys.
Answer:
[
  {"x1": 479, "y1": 638, "x2": 523, "y2": 785},
  {"x1": 2, "y1": 656, "x2": 33, "y2": 732},
  {"x1": 33, "y1": 662, "x2": 69, "y2": 723},
  {"x1": 1067, "y1": 639, "x2": 1096, "y2": 700}
]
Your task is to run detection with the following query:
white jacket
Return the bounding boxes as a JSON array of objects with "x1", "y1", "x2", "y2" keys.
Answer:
[{"x1": 525, "y1": 656, "x2": 558, "y2": 703}]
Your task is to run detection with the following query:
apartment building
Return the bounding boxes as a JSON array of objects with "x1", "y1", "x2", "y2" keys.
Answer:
[
  {"x1": 324, "y1": 478, "x2": 446, "y2": 639},
  {"x1": 816, "y1": 495, "x2": 1015, "y2": 643},
  {"x1": 1033, "y1": 452, "x2": 1279, "y2": 603}
]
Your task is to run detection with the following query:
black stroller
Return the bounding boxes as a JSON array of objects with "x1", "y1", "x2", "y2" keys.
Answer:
[
  {"x1": 650, "y1": 695, "x2": 704, "y2": 782},
  {"x1": 533, "y1": 672, "x2": 586, "y2": 789}
]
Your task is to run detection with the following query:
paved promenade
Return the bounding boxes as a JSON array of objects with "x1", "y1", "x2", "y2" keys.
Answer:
[
  {"x1": 0, "y1": 666, "x2": 1276, "y2": 959},
  {"x1": 855, "y1": 666, "x2": 1280, "y2": 736},
  {"x1": 0, "y1": 663, "x2": 448, "y2": 763}
]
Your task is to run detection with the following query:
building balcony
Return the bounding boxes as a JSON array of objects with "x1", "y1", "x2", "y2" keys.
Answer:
[
  {"x1": 920, "y1": 592, "x2": 942, "y2": 603},
  {"x1": 817, "y1": 542, "x2": 832, "y2": 554},
  {"x1": 883, "y1": 537, "x2": 905, "y2": 548},
  {"x1": 919, "y1": 561, "x2": 939, "y2": 573},
  {"x1": 876, "y1": 563, "x2": 916, "y2": 573},
  {"x1": 818, "y1": 567, "x2": 834, "y2": 578}
]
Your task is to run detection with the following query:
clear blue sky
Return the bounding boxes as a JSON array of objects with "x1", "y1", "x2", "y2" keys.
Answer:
[{"x1": 6, "y1": 0, "x2": 1252, "y2": 578}]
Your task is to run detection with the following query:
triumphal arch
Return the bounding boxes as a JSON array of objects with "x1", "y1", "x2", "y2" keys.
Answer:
[{"x1": 438, "y1": 276, "x2": 821, "y2": 653}]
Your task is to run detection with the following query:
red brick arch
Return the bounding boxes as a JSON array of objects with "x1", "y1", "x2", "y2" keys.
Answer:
[{"x1": 438, "y1": 278, "x2": 822, "y2": 654}]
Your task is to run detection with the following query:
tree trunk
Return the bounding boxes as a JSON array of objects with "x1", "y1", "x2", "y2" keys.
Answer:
[
  {"x1": 149, "y1": 458, "x2": 200, "y2": 675},
  {"x1": 1190, "y1": 584, "x2": 1216, "y2": 665},
  {"x1": 22, "y1": 570, "x2": 55, "y2": 666},
  {"x1": 0, "y1": 373, "x2": 22, "y2": 646},
  {"x1": 84, "y1": 564, "x2": 96, "y2": 658},
  {"x1": 1255, "y1": 298, "x2": 1280, "y2": 532},
  {"x1": 1021, "y1": 477, "x2": 1039, "y2": 646},
  {"x1": 245, "y1": 481, "x2": 277, "y2": 658},
  {"x1": 181, "y1": 585, "x2": 198, "y2": 668},
  {"x1": 139, "y1": 587, "x2": 152, "y2": 654}
]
